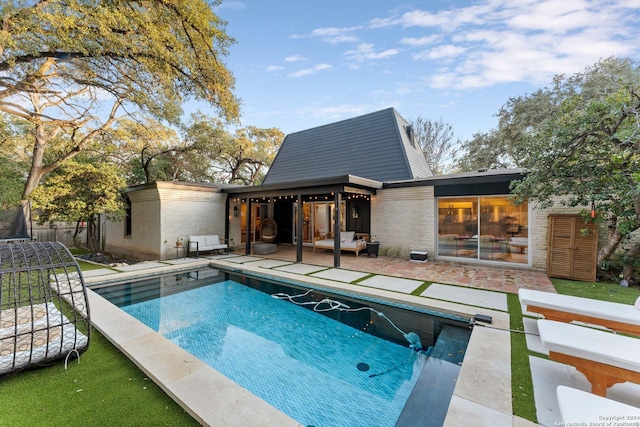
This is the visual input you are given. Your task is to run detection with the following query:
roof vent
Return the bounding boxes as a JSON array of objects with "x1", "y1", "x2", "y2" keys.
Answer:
[{"x1": 405, "y1": 125, "x2": 416, "y2": 147}]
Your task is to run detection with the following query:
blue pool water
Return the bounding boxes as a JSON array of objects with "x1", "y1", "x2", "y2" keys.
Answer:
[{"x1": 121, "y1": 279, "x2": 428, "y2": 426}]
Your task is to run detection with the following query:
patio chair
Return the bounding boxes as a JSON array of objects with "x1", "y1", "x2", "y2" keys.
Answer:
[
  {"x1": 556, "y1": 386, "x2": 640, "y2": 423},
  {"x1": 518, "y1": 289, "x2": 640, "y2": 336},
  {"x1": 260, "y1": 218, "x2": 277, "y2": 243},
  {"x1": 537, "y1": 319, "x2": 640, "y2": 396},
  {"x1": 0, "y1": 242, "x2": 90, "y2": 376}
]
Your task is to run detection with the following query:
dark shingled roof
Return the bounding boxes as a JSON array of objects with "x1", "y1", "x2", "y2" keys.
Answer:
[{"x1": 262, "y1": 107, "x2": 433, "y2": 185}]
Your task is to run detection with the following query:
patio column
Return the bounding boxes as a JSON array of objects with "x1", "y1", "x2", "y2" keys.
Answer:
[
  {"x1": 333, "y1": 192, "x2": 341, "y2": 268},
  {"x1": 224, "y1": 196, "x2": 230, "y2": 247},
  {"x1": 245, "y1": 198, "x2": 252, "y2": 255},
  {"x1": 296, "y1": 194, "x2": 303, "y2": 263}
]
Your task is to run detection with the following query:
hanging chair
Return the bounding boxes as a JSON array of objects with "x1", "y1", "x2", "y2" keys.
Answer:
[
  {"x1": 260, "y1": 218, "x2": 277, "y2": 243},
  {"x1": 0, "y1": 242, "x2": 91, "y2": 376}
]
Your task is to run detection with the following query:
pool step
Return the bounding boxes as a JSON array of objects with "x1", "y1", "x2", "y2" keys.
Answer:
[{"x1": 394, "y1": 325, "x2": 471, "y2": 427}]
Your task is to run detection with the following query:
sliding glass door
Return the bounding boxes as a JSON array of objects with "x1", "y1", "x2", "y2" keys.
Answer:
[{"x1": 437, "y1": 196, "x2": 529, "y2": 264}]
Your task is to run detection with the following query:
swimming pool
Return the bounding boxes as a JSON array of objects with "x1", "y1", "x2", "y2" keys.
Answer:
[{"x1": 93, "y1": 268, "x2": 470, "y2": 427}]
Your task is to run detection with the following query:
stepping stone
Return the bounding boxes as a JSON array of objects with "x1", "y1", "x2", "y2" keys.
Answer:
[
  {"x1": 251, "y1": 259, "x2": 293, "y2": 269},
  {"x1": 115, "y1": 262, "x2": 168, "y2": 271},
  {"x1": 358, "y1": 275, "x2": 423, "y2": 293},
  {"x1": 421, "y1": 283, "x2": 507, "y2": 311},
  {"x1": 274, "y1": 263, "x2": 326, "y2": 275},
  {"x1": 81, "y1": 268, "x2": 117, "y2": 278},
  {"x1": 311, "y1": 268, "x2": 369, "y2": 283},
  {"x1": 224, "y1": 256, "x2": 264, "y2": 263}
]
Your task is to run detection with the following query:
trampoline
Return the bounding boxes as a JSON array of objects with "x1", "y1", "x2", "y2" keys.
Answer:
[{"x1": 0, "y1": 242, "x2": 90, "y2": 375}]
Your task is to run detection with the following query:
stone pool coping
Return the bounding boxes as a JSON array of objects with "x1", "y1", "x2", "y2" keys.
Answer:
[{"x1": 85, "y1": 257, "x2": 537, "y2": 426}]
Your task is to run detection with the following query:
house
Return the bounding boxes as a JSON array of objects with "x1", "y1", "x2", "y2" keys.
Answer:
[{"x1": 104, "y1": 107, "x2": 600, "y2": 280}]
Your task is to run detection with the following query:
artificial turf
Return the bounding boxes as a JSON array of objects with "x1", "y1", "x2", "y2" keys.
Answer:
[{"x1": 0, "y1": 329, "x2": 199, "y2": 426}]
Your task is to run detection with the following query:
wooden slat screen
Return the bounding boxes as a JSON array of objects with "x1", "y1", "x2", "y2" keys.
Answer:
[{"x1": 547, "y1": 215, "x2": 597, "y2": 281}]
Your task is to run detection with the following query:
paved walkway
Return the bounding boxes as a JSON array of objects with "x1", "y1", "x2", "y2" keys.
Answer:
[{"x1": 253, "y1": 246, "x2": 555, "y2": 293}]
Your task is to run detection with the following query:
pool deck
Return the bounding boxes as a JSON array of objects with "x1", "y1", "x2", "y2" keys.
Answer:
[{"x1": 83, "y1": 251, "x2": 546, "y2": 426}]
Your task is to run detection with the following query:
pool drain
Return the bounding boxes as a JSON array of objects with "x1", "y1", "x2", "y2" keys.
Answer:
[{"x1": 357, "y1": 362, "x2": 370, "y2": 371}]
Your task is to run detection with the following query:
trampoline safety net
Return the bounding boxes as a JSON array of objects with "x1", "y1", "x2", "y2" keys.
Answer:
[{"x1": 0, "y1": 242, "x2": 91, "y2": 376}]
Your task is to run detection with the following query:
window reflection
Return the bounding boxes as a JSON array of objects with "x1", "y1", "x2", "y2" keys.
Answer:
[{"x1": 437, "y1": 196, "x2": 528, "y2": 264}]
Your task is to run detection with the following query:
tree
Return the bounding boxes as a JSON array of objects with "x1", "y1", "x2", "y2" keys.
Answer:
[
  {"x1": 0, "y1": 112, "x2": 30, "y2": 208},
  {"x1": 0, "y1": 0, "x2": 239, "y2": 202},
  {"x1": 410, "y1": 116, "x2": 459, "y2": 175},
  {"x1": 216, "y1": 126, "x2": 284, "y2": 185},
  {"x1": 103, "y1": 117, "x2": 184, "y2": 185},
  {"x1": 507, "y1": 58, "x2": 640, "y2": 281},
  {"x1": 0, "y1": 155, "x2": 26, "y2": 209},
  {"x1": 29, "y1": 159, "x2": 127, "y2": 250},
  {"x1": 454, "y1": 131, "x2": 518, "y2": 172}
]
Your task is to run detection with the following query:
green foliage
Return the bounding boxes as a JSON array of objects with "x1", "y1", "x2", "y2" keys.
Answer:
[
  {"x1": 1, "y1": 0, "x2": 239, "y2": 200},
  {"x1": 0, "y1": 0, "x2": 239, "y2": 123},
  {"x1": 29, "y1": 160, "x2": 127, "y2": 223},
  {"x1": 0, "y1": 155, "x2": 26, "y2": 209},
  {"x1": 488, "y1": 57, "x2": 640, "y2": 277},
  {"x1": 216, "y1": 125, "x2": 284, "y2": 184},
  {"x1": 454, "y1": 130, "x2": 516, "y2": 171}
]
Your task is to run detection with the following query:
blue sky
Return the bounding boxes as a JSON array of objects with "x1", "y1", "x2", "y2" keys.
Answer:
[{"x1": 210, "y1": 0, "x2": 640, "y2": 141}]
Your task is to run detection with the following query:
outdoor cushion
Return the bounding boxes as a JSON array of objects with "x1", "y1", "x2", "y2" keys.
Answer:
[
  {"x1": 538, "y1": 319, "x2": 640, "y2": 373},
  {"x1": 189, "y1": 235, "x2": 228, "y2": 255},
  {"x1": 556, "y1": 386, "x2": 640, "y2": 423},
  {"x1": 538, "y1": 319, "x2": 640, "y2": 396},
  {"x1": 340, "y1": 231, "x2": 355, "y2": 242},
  {"x1": 519, "y1": 288, "x2": 640, "y2": 335},
  {"x1": 313, "y1": 234, "x2": 366, "y2": 256},
  {"x1": 205, "y1": 235, "x2": 221, "y2": 247}
]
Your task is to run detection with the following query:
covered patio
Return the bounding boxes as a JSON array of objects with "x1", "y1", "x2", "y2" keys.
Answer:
[{"x1": 225, "y1": 175, "x2": 382, "y2": 268}]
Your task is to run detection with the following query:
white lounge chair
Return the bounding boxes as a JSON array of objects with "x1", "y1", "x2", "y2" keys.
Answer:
[
  {"x1": 556, "y1": 386, "x2": 640, "y2": 422},
  {"x1": 537, "y1": 319, "x2": 640, "y2": 396},
  {"x1": 519, "y1": 288, "x2": 640, "y2": 335}
]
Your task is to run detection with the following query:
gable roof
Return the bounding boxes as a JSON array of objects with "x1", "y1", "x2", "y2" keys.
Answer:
[{"x1": 262, "y1": 107, "x2": 433, "y2": 185}]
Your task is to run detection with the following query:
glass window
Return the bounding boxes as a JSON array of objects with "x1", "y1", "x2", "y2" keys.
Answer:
[{"x1": 437, "y1": 196, "x2": 528, "y2": 264}]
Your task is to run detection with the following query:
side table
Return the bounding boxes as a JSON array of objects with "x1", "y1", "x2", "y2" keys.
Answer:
[{"x1": 366, "y1": 241, "x2": 380, "y2": 258}]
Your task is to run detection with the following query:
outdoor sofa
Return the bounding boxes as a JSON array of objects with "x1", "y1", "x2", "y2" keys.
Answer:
[
  {"x1": 313, "y1": 231, "x2": 368, "y2": 257},
  {"x1": 188, "y1": 235, "x2": 228, "y2": 257}
]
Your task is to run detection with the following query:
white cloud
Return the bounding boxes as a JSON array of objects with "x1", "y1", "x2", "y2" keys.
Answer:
[
  {"x1": 287, "y1": 63, "x2": 332, "y2": 78},
  {"x1": 297, "y1": 26, "x2": 362, "y2": 44},
  {"x1": 344, "y1": 43, "x2": 401, "y2": 62},
  {"x1": 413, "y1": 44, "x2": 466, "y2": 60},
  {"x1": 374, "y1": 0, "x2": 640, "y2": 89},
  {"x1": 399, "y1": 35, "x2": 440, "y2": 47},
  {"x1": 265, "y1": 65, "x2": 284, "y2": 72},
  {"x1": 285, "y1": 55, "x2": 306, "y2": 63}
]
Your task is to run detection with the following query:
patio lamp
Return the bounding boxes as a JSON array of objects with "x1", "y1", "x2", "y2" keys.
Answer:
[
  {"x1": 591, "y1": 201, "x2": 596, "y2": 219},
  {"x1": 233, "y1": 206, "x2": 239, "y2": 217}
]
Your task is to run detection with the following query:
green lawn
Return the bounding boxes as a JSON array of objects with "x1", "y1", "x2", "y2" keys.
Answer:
[
  {"x1": 510, "y1": 278, "x2": 640, "y2": 423},
  {"x1": 0, "y1": 330, "x2": 199, "y2": 426}
]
